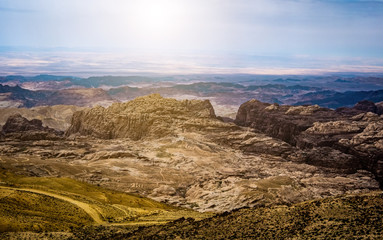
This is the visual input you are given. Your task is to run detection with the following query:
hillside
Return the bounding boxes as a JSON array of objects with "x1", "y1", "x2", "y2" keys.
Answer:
[
  {"x1": 70, "y1": 191, "x2": 383, "y2": 239},
  {"x1": 0, "y1": 171, "x2": 211, "y2": 234}
]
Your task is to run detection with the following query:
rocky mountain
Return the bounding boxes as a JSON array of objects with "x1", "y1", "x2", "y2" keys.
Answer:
[
  {"x1": 0, "y1": 105, "x2": 84, "y2": 131},
  {"x1": 0, "y1": 84, "x2": 116, "y2": 108},
  {"x1": 66, "y1": 93, "x2": 217, "y2": 140},
  {"x1": 1, "y1": 77, "x2": 383, "y2": 119},
  {"x1": 296, "y1": 89, "x2": 383, "y2": 108},
  {"x1": 1, "y1": 114, "x2": 63, "y2": 140},
  {"x1": 0, "y1": 84, "x2": 51, "y2": 108},
  {"x1": 43, "y1": 88, "x2": 115, "y2": 107},
  {"x1": 235, "y1": 100, "x2": 383, "y2": 187}
]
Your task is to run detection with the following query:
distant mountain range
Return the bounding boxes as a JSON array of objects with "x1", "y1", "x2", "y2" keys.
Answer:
[
  {"x1": 1, "y1": 75, "x2": 383, "y2": 113},
  {"x1": 296, "y1": 89, "x2": 383, "y2": 108}
]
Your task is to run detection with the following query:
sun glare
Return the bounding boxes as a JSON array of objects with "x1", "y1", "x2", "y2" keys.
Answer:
[{"x1": 129, "y1": 0, "x2": 186, "y2": 39}]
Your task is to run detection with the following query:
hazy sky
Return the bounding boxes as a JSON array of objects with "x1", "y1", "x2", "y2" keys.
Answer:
[{"x1": 1, "y1": 0, "x2": 383, "y2": 75}]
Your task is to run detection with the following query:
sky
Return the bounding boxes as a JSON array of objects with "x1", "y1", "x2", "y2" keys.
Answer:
[{"x1": 1, "y1": 0, "x2": 383, "y2": 75}]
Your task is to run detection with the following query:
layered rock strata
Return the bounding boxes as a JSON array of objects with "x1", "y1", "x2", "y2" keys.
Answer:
[
  {"x1": 235, "y1": 100, "x2": 383, "y2": 186},
  {"x1": 66, "y1": 94, "x2": 218, "y2": 140}
]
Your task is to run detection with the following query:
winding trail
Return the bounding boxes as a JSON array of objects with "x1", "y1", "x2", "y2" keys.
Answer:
[
  {"x1": 0, "y1": 186, "x2": 104, "y2": 224},
  {"x1": 112, "y1": 204, "x2": 129, "y2": 216},
  {"x1": 0, "y1": 186, "x2": 175, "y2": 226},
  {"x1": 159, "y1": 167, "x2": 165, "y2": 182}
]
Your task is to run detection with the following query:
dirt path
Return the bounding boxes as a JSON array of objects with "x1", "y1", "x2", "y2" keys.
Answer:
[
  {"x1": 0, "y1": 186, "x2": 105, "y2": 224},
  {"x1": 112, "y1": 204, "x2": 129, "y2": 216},
  {"x1": 159, "y1": 167, "x2": 165, "y2": 181}
]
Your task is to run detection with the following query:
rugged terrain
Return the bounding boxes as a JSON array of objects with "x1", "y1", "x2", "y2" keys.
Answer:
[
  {"x1": 0, "y1": 93, "x2": 383, "y2": 238},
  {"x1": 235, "y1": 99, "x2": 383, "y2": 187},
  {"x1": 0, "y1": 94, "x2": 380, "y2": 215}
]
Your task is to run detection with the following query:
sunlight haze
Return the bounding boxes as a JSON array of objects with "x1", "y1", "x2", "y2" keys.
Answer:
[{"x1": 1, "y1": 0, "x2": 383, "y2": 75}]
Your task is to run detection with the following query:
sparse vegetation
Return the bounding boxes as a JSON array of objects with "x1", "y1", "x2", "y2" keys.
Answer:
[
  {"x1": 70, "y1": 192, "x2": 383, "y2": 239},
  {"x1": 0, "y1": 171, "x2": 211, "y2": 234},
  {"x1": 0, "y1": 188, "x2": 92, "y2": 232}
]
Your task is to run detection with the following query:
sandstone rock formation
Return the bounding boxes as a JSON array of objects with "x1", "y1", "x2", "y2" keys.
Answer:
[
  {"x1": 235, "y1": 100, "x2": 383, "y2": 187},
  {"x1": 235, "y1": 100, "x2": 344, "y2": 145},
  {"x1": 66, "y1": 94, "x2": 218, "y2": 140}
]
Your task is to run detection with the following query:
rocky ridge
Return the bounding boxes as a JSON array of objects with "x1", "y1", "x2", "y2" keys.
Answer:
[
  {"x1": 66, "y1": 93, "x2": 218, "y2": 140},
  {"x1": 0, "y1": 105, "x2": 84, "y2": 131},
  {"x1": 1, "y1": 114, "x2": 63, "y2": 140},
  {"x1": 235, "y1": 99, "x2": 383, "y2": 186}
]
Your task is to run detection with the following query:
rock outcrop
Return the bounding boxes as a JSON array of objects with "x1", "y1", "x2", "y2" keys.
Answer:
[
  {"x1": 235, "y1": 100, "x2": 341, "y2": 145},
  {"x1": 1, "y1": 114, "x2": 63, "y2": 140},
  {"x1": 66, "y1": 94, "x2": 218, "y2": 140},
  {"x1": 0, "y1": 105, "x2": 84, "y2": 131},
  {"x1": 336, "y1": 100, "x2": 381, "y2": 116},
  {"x1": 235, "y1": 100, "x2": 383, "y2": 187}
]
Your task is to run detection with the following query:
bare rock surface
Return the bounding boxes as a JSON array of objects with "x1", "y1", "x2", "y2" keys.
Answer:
[
  {"x1": 66, "y1": 94, "x2": 218, "y2": 140},
  {"x1": 235, "y1": 99, "x2": 383, "y2": 186},
  {"x1": 1, "y1": 114, "x2": 63, "y2": 140}
]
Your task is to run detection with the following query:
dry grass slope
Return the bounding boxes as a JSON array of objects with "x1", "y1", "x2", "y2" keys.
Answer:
[
  {"x1": 70, "y1": 192, "x2": 383, "y2": 239},
  {"x1": 0, "y1": 171, "x2": 211, "y2": 234}
]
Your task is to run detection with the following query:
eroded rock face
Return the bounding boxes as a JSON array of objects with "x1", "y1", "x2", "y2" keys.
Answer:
[
  {"x1": 235, "y1": 100, "x2": 340, "y2": 145},
  {"x1": 1, "y1": 114, "x2": 63, "y2": 140},
  {"x1": 66, "y1": 94, "x2": 217, "y2": 140},
  {"x1": 235, "y1": 100, "x2": 383, "y2": 187}
]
